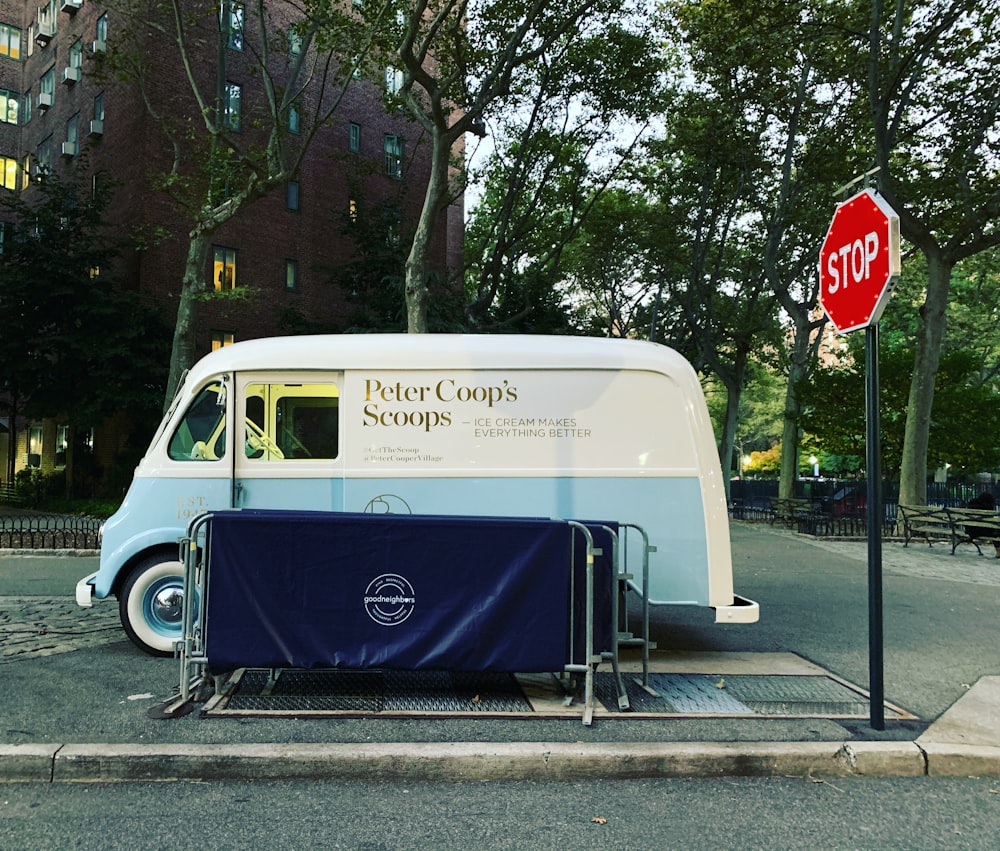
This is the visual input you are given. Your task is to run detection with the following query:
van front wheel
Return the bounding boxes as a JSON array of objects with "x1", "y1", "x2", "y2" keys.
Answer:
[{"x1": 119, "y1": 556, "x2": 187, "y2": 657}]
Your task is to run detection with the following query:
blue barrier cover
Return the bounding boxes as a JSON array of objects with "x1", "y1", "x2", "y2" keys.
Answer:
[{"x1": 203, "y1": 511, "x2": 609, "y2": 673}]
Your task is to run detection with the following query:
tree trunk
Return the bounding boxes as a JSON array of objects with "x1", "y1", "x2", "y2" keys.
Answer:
[
  {"x1": 163, "y1": 234, "x2": 212, "y2": 411},
  {"x1": 898, "y1": 251, "x2": 952, "y2": 505},
  {"x1": 404, "y1": 135, "x2": 450, "y2": 333},
  {"x1": 779, "y1": 320, "x2": 814, "y2": 500},
  {"x1": 718, "y1": 376, "x2": 741, "y2": 504}
]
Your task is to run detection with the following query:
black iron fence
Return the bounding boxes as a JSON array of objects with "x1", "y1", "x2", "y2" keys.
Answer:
[
  {"x1": 729, "y1": 478, "x2": 998, "y2": 538},
  {"x1": 0, "y1": 513, "x2": 101, "y2": 549}
]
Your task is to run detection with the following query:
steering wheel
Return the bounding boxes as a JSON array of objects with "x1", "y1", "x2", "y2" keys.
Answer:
[{"x1": 245, "y1": 418, "x2": 285, "y2": 459}]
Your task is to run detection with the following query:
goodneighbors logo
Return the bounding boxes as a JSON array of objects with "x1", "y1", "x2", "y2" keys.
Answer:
[{"x1": 364, "y1": 574, "x2": 416, "y2": 626}]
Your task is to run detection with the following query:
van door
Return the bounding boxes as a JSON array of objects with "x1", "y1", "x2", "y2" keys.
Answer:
[{"x1": 233, "y1": 373, "x2": 345, "y2": 511}]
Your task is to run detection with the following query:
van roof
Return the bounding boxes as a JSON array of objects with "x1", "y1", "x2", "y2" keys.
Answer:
[{"x1": 185, "y1": 334, "x2": 697, "y2": 386}]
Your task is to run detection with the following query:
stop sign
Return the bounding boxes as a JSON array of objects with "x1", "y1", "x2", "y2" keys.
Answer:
[{"x1": 818, "y1": 188, "x2": 901, "y2": 334}]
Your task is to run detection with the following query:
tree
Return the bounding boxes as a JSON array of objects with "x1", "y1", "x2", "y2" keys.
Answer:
[
  {"x1": 393, "y1": 0, "x2": 662, "y2": 331},
  {"x1": 0, "y1": 172, "x2": 170, "y2": 496},
  {"x1": 667, "y1": 0, "x2": 867, "y2": 499},
  {"x1": 104, "y1": 0, "x2": 389, "y2": 408},
  {"x1": 800, "y1": 342, "x2": 1000, "y2": 478},
  {"x1": 846, "y1": 0, "x2": 1000, "y2": 503}
]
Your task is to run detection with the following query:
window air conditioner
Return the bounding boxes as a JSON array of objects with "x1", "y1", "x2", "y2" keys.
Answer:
[
  {"x1": 87, "y1": 119, "x2": 104, "y2": 137},
  {"x1": 35, "y1": 20, "x2": 56, "y2": 45},
  {"x1": 91, "y1": 39, "x2": 106, "y2": 54},
  {"x1": 61, "y1": 141, "x2": 78, "y2": 158},
  {"x1": 37, "y1": 92, "x2": 54, "y2": 110},
  {"x1": 62, "y1": 66, "x2": 81, "y2": 85},
  {"x1": 60, "y1": 0, "x2": 83, "y2": 12}
]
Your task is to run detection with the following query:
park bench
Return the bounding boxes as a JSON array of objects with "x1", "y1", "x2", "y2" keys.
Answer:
[
  {"x1": 898, "y1": 503, "x2": 1000, "y2": 556},
  {"x1": 944, "y1": 507, "x2": 1000, "y2": 556},
  {"x1": 769, "y1": 497, "x2": 822, "y2": 530},
  {"x1": 898, "y1": 504, "x2": 952, "y2": 549}
]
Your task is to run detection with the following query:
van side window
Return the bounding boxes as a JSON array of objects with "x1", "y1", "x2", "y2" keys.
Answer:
[
  {"x1": 244, "y1": 383, "x2": 339, "y2": 460},
  {"x1": 168, "y1": 382, "x2": 227, "y2": 461}
]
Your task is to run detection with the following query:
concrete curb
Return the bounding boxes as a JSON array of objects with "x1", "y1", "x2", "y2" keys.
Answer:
[{"x1": 5, "y1": 739, "x2": 997, "y2": 783}]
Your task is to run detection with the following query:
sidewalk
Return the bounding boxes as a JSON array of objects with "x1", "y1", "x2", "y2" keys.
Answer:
[{"x1": 2, "y1": 524, "x2": 999, "y2": 782}]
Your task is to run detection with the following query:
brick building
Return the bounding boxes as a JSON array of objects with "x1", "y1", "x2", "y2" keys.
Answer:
[{"x1": 0, "y1": 0, "x2": 463, "y2": 495}]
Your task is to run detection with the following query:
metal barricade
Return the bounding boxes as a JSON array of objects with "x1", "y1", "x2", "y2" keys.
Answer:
[{"x1": 170, "y1": 510, "x2": 653, "y2": 726}]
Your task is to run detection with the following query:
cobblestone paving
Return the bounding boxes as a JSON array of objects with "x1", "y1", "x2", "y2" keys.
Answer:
[{"x1": 0, "y1": 596, "x2": 122, "y2": 663}]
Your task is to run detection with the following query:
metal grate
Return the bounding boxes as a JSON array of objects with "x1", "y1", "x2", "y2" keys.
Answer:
[
  {"x1": 594, "y1": 673, "x2": 898, "y2": 718},
  {"x1": 215, "y1": 668, "x2": 534, "y2": 715}
]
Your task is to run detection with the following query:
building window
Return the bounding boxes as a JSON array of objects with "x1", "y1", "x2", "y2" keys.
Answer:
[
  {"x1": 36, "y1": 136, "x2": 52, "y2": 176},
  {"x1": 349, "y1": 122, "x2": 361, "y2": 152},
  {"x1": 68, "y1": 38, "x2": 83, "y2": 70},
  {"x1": 286, "y1": 181, "x2": 299, "y2": 211},
  {"x1": 221, "y1": 1, "x2": 243, "y2": 50},
  {"x1": 0, "y1": 156, "x2": 14, "y2": 190},
  {"x1": 96, "y1": 13, "x2": 108, "y2": 43},
  {"x1": 64, "y1": 113, "x2": 79, "y2": 155},
  {"x1": 224, "y1": 82, "x2": 241, "y2": 131},
  {"x1": 1, "y1": 24, "x2": 22, "y2": 60},
  {"x1": 213, "y1": 246, "x2": 237, "y2": 290},
  {"x1": 211, "y1": 331, "x2": 235, "y2": 350},
  {"x1": 93, "y1": 92, "x2": 104, "y2": 125},
  {"x1": 288, "y1": 28, "x2": 302, "y2": 55},
  {"x1": 1, "y1": 89, "x2": 17, "y2": 125},
  {"x1": 27, "y1": 425, "x2": 42, "y2": 468},
  {"x1": 287, "y1": 103, "x2": 299, "y2": 133},
  {"x1": 0, "y1": 221, "x2": 5, "y2": 253},
  {"x1": 55, "y1": 425, "x2": 68, "y2": 467},
  {"x1": 384, "y1": 134, "x2": 403, "y2": 179},
  {"x1": 385, "y1": 67, "x2": 404, "y2": 95},
  {"x1": 39, "y1": 65, "x2": 55, "y2": 109},
  {"x1": 348, "y1": 197, "x2": 358, "y2": 222},
  {"x1": 285, "y1": 259, "x2": 298, "y2": 290}
]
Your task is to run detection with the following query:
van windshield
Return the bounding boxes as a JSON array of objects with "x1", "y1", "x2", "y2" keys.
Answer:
[{"x1": 168, "y1": 382, "x2": 227, "y2": 461}]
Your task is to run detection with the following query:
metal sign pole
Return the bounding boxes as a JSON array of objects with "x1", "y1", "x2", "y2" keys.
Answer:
[{"x1": 865, "y1": 322, "x2": 885, "y2": 730}]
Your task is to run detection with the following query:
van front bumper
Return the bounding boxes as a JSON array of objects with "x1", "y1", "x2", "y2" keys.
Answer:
[{"x1": 75, "y1": 571, "x2": 98, "y2": 608}]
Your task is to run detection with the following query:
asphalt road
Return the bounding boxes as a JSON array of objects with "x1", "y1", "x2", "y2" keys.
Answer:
[{"x1": 2, "y1": 522, "x2": 999, "y2": 746}]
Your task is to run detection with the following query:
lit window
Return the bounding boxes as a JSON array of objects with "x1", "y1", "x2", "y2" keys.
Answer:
[
  {"x1": 286, "y1": 181, "x2": 299, "y2": 211},
  {"x1": 224, "y1": 82, "x2": 241, "y2": 131},
  {"x1": 211, "y1": 331, "x2": 235, "y2": 350},
  {"x1": 1, "y1": 24, "x2": 22, "y2": 60},
  {"x1": 348, "y1": 197, "x2": 358, "y2": 222},
  {"x1": 1, "y1": 155, "x2": 16, "y2": 189},
  {"x1": 384, "y1": 134, "x2": 403, "y2": 179},
  {"x1": 56, "y1": 425, "x2": 68, "y2": 468},
  {"x1": 1, "y1": 90, "x2": 18, "y2": 125},
  {"x1": 349, "y1": 122, "x2": 361, "y2": 152},
  {"x1": 27, "y1": 425, "x2": 43, "y2": 468},
  {"x1": 285, "y1": 259, "x2": 297, "y2": 290},
  {"x1": 213, "y1": 246, "x2": 237, "y2": 290}
]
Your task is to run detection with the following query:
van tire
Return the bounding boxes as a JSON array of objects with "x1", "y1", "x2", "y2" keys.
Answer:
[{"x1": 119, "y1": 555, "x2": 187, "y2": 657}]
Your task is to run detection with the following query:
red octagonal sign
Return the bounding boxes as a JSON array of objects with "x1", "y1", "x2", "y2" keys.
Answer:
[{"x1": 818, "y1": 188, "x2": 901, "y2": 334}]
